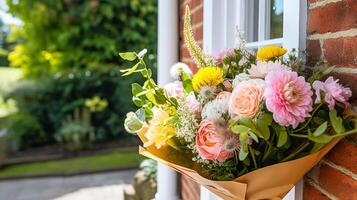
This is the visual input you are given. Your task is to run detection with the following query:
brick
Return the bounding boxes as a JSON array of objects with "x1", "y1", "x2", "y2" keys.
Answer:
[
  {"x1": 181, "y1": 175, "x2": 200, "y2": 200},
  {"x1": 318, "y1": 163, "x2": 357, "y2": 199},
  {"x1": 307, "y1": 40, "x2": 322, "y2": 65},
  {"x1": 323, "y1": 36, "x2": 357, "y2": 68},
  {"x1": 326, "y1": 139, "x2": 357, "y2": 174},
  {"x1": 181, "y1": 0, "x2": 203, "y2": 10},
  {"x1": 303, "y1": 180, "x2": 330, "y2": 200},
  {"x1": 191, "y1": 6, "x2": 203, "y2": 25},
  {"x1": 308, "y1": 0, "x2": 357, "y2": 34}
]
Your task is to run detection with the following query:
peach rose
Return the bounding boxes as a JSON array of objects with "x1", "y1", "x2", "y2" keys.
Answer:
[
  {"x1": 196, "y1": 119, "x2": 235, "y2": 161},
  {"x1": 229, "y1": 79, "x2": 265, "y2": 118},
  {"x1": 216, "y1": 91, "x2": 231, "y2": 101}
]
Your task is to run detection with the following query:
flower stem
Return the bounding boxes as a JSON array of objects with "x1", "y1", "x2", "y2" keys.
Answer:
[
  {"x1": 281, "y1": 141, "x2": 310, "y2": 162},
  {"x1": 333, "y1": 128, "x2": 357, "y2": 138},
  {"x1": 289, "y1": 133, "x2": 309, "y2": 138},
  {"x1": 293, "y1": 103, "x2": 324, "y2": 133},
  {"x1": 249, "y1": 146, "x2": 258, "y2": 169}
]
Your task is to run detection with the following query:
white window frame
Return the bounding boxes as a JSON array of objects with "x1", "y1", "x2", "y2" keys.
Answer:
[{"x1": 202, "y1": 0, "x2": 307, "y2": 200}]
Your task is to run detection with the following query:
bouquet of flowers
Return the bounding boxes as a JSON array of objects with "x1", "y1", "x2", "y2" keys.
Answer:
[{"x1": 120, "y1": 7, "x2": 357, "y2": 200}]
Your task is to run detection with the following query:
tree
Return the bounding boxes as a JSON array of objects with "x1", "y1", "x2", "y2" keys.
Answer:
[{"x1": 6, "y1": 0, "x2": 157, "y2": 77}]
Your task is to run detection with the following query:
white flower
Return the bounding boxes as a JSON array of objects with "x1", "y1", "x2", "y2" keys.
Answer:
[
  {"x1": 185, "y1": 92, "x2": 202, "y2": 114},
  {"x1": 201, "y1": 99, "x2": 228, "y2": 121},
  {"x1": 170, "y1": 62, "x2": 192, "y2": 80},
  {"x1": 248, "y1": 61, "x2": 289, "y2": 79},
  {"x1": 232, "y1": 73, "x2": 250, "y2": 88}
]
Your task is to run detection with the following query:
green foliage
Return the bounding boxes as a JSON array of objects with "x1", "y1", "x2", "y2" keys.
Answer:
[
  {"x1": 5, "y1": 67, "x2": 141, "y2": 144},
  {"x1": 55, "y1": 120, "x2": 95, "y2": 151},
  {"x1": 120, "y1": 51, "x2": 176, "y2": 120},
  {"x1": 3, "y1": 113, "x2": 47, "y2": 150},
  {"x1": 139, "y1": 159, "x2": 157, "y2": 180},
  {"x1": 6, "y1": 0, "x2": 157, "y2": 77}
]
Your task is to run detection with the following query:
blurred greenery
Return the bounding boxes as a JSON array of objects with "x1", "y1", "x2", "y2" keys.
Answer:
[
  {"x1": 0, "y1": 149, "x2": 143, "y2": 178},
  {"x1": 6, "y1": 0, "x2": 157, "y2": 77},
  {"x1": 4, "y1": 67, "x2": 143, "y2": 149},
  {"x1": 0, "y1": 0, "x2": 157, "y2": 150}
]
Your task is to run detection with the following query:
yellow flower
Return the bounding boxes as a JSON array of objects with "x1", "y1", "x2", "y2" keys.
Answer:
[
  {"x1": 144, "y1": 107, "x2": 176, "y2": 149},
  {"x1": 257, "y1": 46, "x2": 287, "y2": 61},
  {"x1": 192, "y1": 66, "x2": 224, "y2": 92}
]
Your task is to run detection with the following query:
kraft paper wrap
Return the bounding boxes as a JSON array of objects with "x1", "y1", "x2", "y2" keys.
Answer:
[{"x1": 138, "y1": 129, "x2": 342, "y2": 200}]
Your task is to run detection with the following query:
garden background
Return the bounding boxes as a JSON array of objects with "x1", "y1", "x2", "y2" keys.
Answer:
[{"x1": 0, "y1": 0, "x2": 157, "y2": 179}]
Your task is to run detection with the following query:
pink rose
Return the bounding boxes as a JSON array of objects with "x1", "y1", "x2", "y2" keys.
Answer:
[
  {"x1": 196, "y1": 120, "x2": 236, "y2": 162},
  {"x1": 164, "y1": 81, "x2": 184, "y2": 98},
  {"x1": 229, "y1": 79, "x2": 265, "y2": 119},
  {"x1": 313, "y1": 76, "x2": 352, "y2": 110}
]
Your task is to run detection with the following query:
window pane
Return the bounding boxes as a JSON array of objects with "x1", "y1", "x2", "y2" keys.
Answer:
[{"x1": 269, "y1": 0, "x2": 283, "y2": 39}]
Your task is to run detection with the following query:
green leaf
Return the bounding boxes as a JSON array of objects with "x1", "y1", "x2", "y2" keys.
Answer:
[
  {"x1": 329, "y1": 109, "x2": 345, "y2": 134},
  {"x1": 239, "y1": 148, "x2": 249, "y2": 161},
  {"x1": 308, "y1": 133, "x2": 333, "y2": 144},
  {"x1": 145, "y1": 89, "x2": 157, "y2": 105},
  {"x1": 131, "y1": 83, "x2": 143, "y2": 96},
  {"x1": 248, "y1": 131, "x2": 259, "y2": 143},
  {"x1": 119, "y1": 52, "x2": 136, "y2": 61},
  {"x1": 259, "y1": 113, "x2": 273, "y2": 125},
  {"x1": 313, "y1": 121, "x2": 328, "y2": 136},
  {"x1": 122, "y1": 62, "x2": 141, "y2": 76},
  {"x1": 256, "y1": 118, "x2": 270, "y2": 140},
  {"x1": 132, "y1": 96, "x2": 144, "y2": 107},
  {"x1": 231, "y1": 125, "x2": 250, "y2": 134},
  {"x1": 322, "y1": 66, "x2": 335, "y2": 76},
  {"x1": 181, "y1": 71, "x2": 194, "y2": 93},
  {"x1": 154, "y1": 88, "x2": 167, "y2": 105},
  {"x1": 277, "y1": 127, "x2": 288, "y2": 147}
]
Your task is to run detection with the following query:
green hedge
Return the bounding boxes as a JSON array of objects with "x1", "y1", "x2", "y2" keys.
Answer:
[
  {"x1": 6, "y1": 0, "x2": 157, "y2": 77},
  {"x1": 5, "y1": 67, "x2": 146, "y2": 149}
]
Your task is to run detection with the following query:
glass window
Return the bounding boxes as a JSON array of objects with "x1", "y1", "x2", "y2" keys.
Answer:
[{"x1": 269, "y1": 0, "x2": 283, "y2": 39}]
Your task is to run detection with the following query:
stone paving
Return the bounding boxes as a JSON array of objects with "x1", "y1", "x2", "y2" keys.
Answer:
[{"x1": 0, "y1": 169, "x2": 137, "y2": 200}]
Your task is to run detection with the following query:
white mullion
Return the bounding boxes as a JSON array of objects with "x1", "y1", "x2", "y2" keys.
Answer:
[{"x1": 258, "y1": 0, "x2": 267, "y2": 41}]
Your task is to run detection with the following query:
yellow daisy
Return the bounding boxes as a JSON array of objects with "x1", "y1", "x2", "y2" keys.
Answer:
[
  {"x1": 257, "y1": 46, "x2": 287, "y2": 61},
  {"x1": 192, "y1": 66, "x2": 224, "y2": 92}
]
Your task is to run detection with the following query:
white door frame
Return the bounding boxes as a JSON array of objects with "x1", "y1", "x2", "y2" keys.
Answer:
[{"x1": 156, "y1": 0, "x2": 180, "y2": 199}]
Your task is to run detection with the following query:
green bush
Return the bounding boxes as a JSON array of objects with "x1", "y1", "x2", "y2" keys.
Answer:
[
  {"x1": 5, "y1": 66, "x2": 143, "y2": 145},
  {"x1": 4, "y1": 113, "x2": 47, "y2": 150},
  {"x1": 6, "y1": 0, "x2": 157, "y2": 77},
  {"x1": 55, "y1": 120, "x2": 95, "y2": 151}
]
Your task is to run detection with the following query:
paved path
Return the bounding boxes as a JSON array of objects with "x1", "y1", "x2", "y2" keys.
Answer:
[{"x1": 0, "y1": 169, "x2": 137, "y2": 200}]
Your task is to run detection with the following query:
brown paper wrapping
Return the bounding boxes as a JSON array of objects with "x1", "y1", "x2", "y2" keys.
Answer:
[{"x1": 138, "y1": 128, "x2": 342, "y2": 200}]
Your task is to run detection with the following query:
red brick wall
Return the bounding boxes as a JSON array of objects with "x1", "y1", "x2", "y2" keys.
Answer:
[
  {"x1": 305, "y1": 0, "x2": 357, "y2": 199},
  {"x1": 179, "y1": 0, "x2": 203, "y2": 200}
]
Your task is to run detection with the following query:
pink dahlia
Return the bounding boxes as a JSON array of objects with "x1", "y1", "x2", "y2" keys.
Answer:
[
  {"x1": 313, "y1": 76, "x2": 352, "y2": 110},
  {"x1": 265, "y1": 69, "x2": 313, "y2": 128}
]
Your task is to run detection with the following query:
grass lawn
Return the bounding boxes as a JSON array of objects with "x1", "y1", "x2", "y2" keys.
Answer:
[{"x1": 0, "y1": 149, "x2": 144, "y2": 179}]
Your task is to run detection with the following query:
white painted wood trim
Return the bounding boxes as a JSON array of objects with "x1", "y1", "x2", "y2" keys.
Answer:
[{"x1": 156, "y1": 1, "x2": 179, "y2": 200}]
